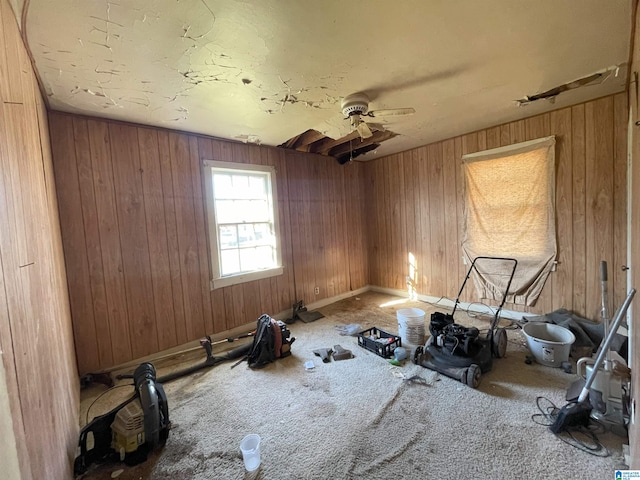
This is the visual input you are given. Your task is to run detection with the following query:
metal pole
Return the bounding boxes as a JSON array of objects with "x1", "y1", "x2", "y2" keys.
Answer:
[{"x1": 578, "y1": 288, "x2": 635, "y2": 403}]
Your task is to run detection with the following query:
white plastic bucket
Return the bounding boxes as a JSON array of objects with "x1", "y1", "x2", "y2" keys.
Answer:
[
  {"x1": 397, "y1": 308, "x2": 426, "y2": 347},
  {"x1": 522, "y1": 322, "x2": 575, "y2": 367}
]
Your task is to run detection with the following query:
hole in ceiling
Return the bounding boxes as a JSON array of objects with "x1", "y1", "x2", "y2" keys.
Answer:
[{"x1": 278, "y1": 128, "x2": 398, "y2": 164}]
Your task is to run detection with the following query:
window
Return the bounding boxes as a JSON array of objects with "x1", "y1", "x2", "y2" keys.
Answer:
[
  {"x1": 461, "y1": 136, "x2": 556, "y2": 306},
  {"x1": 203, "y1": 161, "x2": 283, "y2": 289}
]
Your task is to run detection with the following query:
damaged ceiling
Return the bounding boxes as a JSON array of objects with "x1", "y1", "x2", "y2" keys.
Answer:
[{"x1": 16, "y1": 0, "x2": 633, "y2": 161}]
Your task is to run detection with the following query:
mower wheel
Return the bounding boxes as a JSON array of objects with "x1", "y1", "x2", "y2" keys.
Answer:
[
  {"x1": 492, "y1": 328, "x2": 508, "y2": 358},
  {"x1": 413, "y1": 346, "x2": 424, "y2": 364},
  {"x1": 466, "y1": 364, "x2": 481, "y2": 388}
]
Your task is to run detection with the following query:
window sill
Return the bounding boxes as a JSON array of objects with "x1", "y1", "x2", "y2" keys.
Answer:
[{"x1": 210, "y1": 266, "x2": 284, "y2": 290}]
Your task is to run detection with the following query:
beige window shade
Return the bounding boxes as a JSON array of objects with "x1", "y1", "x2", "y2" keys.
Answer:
[{"x1": 462, "y1": 136, "x2": 556, "y2": 306}]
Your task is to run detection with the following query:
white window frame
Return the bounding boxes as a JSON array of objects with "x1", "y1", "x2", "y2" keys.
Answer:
[{"x1": 203, "y1": 160, "x2": 283, "y2": 289}]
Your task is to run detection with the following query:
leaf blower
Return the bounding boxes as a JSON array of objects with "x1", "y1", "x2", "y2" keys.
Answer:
[{"x1": 74, "y1": 362, "x2": 170, "y2": 476}]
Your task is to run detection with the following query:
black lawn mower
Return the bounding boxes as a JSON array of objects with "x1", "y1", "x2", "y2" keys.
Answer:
[{"x1": 413, "y1": 256, "x2": 517, "y2": 388}]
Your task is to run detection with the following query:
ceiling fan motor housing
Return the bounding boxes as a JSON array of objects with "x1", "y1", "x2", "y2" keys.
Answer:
[{"x1": 341, "y1": 93, "x2": 370, "y2": 117}]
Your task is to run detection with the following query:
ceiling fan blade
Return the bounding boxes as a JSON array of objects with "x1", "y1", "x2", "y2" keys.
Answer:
[
  {"x1": 368, "y1": 107, "x2": 415, "y2": 117},
  {"x1": 356, "y1": 121, "x2": 373, "y2": 139}
]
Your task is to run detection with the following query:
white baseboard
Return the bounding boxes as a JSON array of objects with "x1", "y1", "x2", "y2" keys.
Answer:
[
  {"x1": 272, "y1": 286, "x2": 371, "y2": 320},
  {"x1": 104, "y1": 285, "x2": 526, "y2": 373},
  {"x1": 275, "y1": 284, "x2": 526, "y2": 321},
  {"x1": 368, "y1": 285, "x2": 527, "y2": 321}
]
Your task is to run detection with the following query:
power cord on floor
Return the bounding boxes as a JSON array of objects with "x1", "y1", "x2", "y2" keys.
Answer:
[{"x1": 532, "y1": 396, "x2": 610, "y2": 457}]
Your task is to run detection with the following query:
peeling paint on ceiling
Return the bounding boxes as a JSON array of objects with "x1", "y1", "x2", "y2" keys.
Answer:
[{"x1": 21, "y1": 0, "x2": 633, "y2": 160}]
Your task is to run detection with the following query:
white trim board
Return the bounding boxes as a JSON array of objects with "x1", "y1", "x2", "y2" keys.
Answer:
[
  {"x1": 272, "y1": 286, "x2": 371, "y2": 320},
  {"x1": 368, "y1": 285, "x2": 527, "y2": 321},
  {"x1": 275, "y1": 284, "x2": 526, "y2": 322},
  {"x1": 98, "y1": 285, "x2": 531, "y2": 374}
]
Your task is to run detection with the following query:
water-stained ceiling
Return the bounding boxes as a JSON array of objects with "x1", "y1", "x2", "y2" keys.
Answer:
[{"x1": 17, "y1": 0, "x2": 633, "y2": 160}]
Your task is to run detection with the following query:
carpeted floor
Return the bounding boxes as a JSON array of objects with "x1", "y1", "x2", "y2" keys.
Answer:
[{"x1": 78, "y1": 291, "x2": 628, "y2": 479}]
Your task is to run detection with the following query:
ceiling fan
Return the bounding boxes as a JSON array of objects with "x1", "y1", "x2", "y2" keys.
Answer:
[{"x1": 341, "y1": 92, "x2": 415, "y2": 140}]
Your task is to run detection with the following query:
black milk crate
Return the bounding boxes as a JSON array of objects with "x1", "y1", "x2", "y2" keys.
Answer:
[{"x1": 357, "y1": 327, "x2": 402, "y2": 358}]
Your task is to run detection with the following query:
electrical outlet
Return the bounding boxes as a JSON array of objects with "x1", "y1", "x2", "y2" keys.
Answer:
[{"x1": 314, "y1": 286, "x2": 320, "y2": 295}]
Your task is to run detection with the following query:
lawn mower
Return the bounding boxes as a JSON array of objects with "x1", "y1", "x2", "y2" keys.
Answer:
[{"x1": 413, "y1": 256, "x2": 517, "y2": 388}]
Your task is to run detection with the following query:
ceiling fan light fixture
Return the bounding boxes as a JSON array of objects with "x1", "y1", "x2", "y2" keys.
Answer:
[
  {"x1": 341, "y1": 92, "x2": 370, "y2": 117},
  {"x1": 356, "y1": 121, "x2": 373, "y2": 139}
]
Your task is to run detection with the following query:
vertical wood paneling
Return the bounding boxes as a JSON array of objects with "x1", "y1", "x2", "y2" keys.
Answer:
[
  {"x1": 188, "y1": 136, "x2": 215, "y2": 334},
  {"x1": 223, "y1": 284, "x2": 242, "y2": 331},
  {"x1": 50, "y1": 115, "x2": 100, "y2": 371},
  {"x1": 51, "y1": 114, "x2": 366, "y2": 371},
  {"x1": 157, "y1": 130, "x2": 188, "y2": 345},
  {"x1": 0, "y1": 2, "x2": 79, "y2": 478},
  {"x1": 454, "y1": 137, "x2": 465, "y2": 287},
  {"x1": 629, "y1": 7, "x2": 640, "y2": 465},
  {"x1": 386, "y1": 154, "x2": 400, "y2": 290},
  {"x1": 138, "y1": 127, "x2": 178, "y2": 351},
  {"x1": 612, "y1": 93, "x2": 628, "y2": 310},
  {"x1": 486, "y1": 126, "x2": 500, "y2": 149},
  {"x1": 418, "y1": 148, "x2": 432, "y2": 293},
  {"x1": 366, "y1": 160, "x2": 379, "y2": 286},
  {"x1": 334, "y1": 160, "x2": 347, "y2": 292},
  {"x1": 168, "y1": 132, "x2": 205, "y2": 339},
  {"x1": 0, "y1": 104, "x2": 34, "y2": 480},
  {"x1": 369, "y1": 159, "x2": 382, "y2": 287},
  {"x1": 585, "y1": 98, "x2": 615, "y2": 321},
  {"x1": 109, "y1": 123, "x2": 159, "y2": 359},
  {"x1": 381, "y1": 159, "x2": 392, "y2": 289},
  {"x1": 427, "y1": 143, "x2": 446, "y2": 296},
  {"x1": 50, "y1": 95, "x2": 626, "y2": 373},
  {"x1": 72, "y1": 118, "x2": 113, "y2": 367},
  {"x1": 403, "y1": 152, "x2": 417, "y2": 293},
  {"x1": 287, "y1": 154, "x2": 305, "y2": 303},
  {"x1": 572, "y1": 104, "x2": 587, "y2": 315},
  {"x1": 310, "y1": 157, "x2": 328, "y2": 298},
  {"x1": 365, "y1": 94, "x2": 627, "y2": 319},
  {"x1": 268, "y1": 148, "x2": 295, "y2": 311},
  {"x1": 87, "y1": 119, "x2": 132, "y2": 364},
  {"x1": 321, "y1": 160, "x2": 335, "y2": 297},
  {"x1": 550, "y1": 107, "x2": 574, "y2": 311},
  {"x1": 34, "y1": 81, "x2": 79, "y2": 480},
  {"x1": 397, "y1": 154, "x2": 408, "y2": 291},
  {"x1": 0, "y1": 0, "x2": 25, "y2": 102},
  {"x1": 296, "y1": 154, "x2": 315, "y2": 303},
  {"x1": 442, "y1": 139, "x2": 459, "y2": 297}
]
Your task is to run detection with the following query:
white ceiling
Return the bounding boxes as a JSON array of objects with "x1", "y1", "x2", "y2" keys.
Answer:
[{"x1": 19, "y1": 0, "x2": 633, "y2": 160}]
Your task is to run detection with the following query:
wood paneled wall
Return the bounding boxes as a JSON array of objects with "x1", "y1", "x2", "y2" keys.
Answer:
[
  {"x1": 0, "y1": 0, "x2": 79, "y2": 478},
  {"x1": 628, "y1": 0, "x2": 639, "y2": 467},
  {"x1": 48, "y1": 114, "x2": 369, "y2": 373},
  {"x1": 365, "y1": 93, "x2": 628, "y2": 320}
]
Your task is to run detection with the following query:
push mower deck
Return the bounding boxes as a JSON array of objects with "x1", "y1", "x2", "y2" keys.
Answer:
[{"x1": 413, "y1": 256, "x2": 517, "y2": 388}]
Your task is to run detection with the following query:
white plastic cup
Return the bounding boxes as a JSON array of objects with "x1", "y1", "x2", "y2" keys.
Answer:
[{"x1": 240, "y1": 434, "x2": 261, "y2": 472}]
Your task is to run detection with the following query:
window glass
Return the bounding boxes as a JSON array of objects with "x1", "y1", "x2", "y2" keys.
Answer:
[{"x1": 204, "y1": 161, "x2": 283, "y2": 288}]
